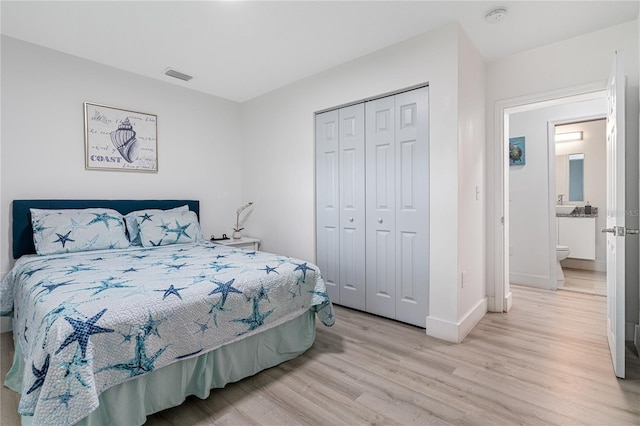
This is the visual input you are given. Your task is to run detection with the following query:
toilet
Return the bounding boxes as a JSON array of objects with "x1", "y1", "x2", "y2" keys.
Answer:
[{"x1": 556, "y1": 245, "x2": 570, "y2": 282}]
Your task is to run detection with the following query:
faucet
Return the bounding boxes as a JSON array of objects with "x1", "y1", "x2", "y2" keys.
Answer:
[{"x1": 557, "y1": 194, "x2": 564, "y2": 205}]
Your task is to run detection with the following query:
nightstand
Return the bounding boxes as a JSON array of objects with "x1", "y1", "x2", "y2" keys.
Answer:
[{"x1": 211, "y1": 236, "x2": 261, "y2": 251}]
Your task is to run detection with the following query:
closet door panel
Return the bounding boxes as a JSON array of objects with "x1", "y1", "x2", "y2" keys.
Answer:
[
  {"x1": 315, "y1": 110, "x2": 340, "y2": 303},
  {"x1": 338, "y1": 104, "x2": 366, "y2": 310},
  {"x1": 365, "y1": 96, "x2": 396, "y2": 318},
  {"x1": 394, "y1": 87, "x2": 429, "y2": 327}
]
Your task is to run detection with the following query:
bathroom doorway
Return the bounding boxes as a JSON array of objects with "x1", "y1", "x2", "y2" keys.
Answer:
[
  {"x1": 553, "y1": 118, "x2": 607, "y2": 296},
  {"x1": 506, "y1": 92, "x2": 607, "y2": 295},
  {"x1": 496, "y1": 54, "x2": 635, "y2": 379}
]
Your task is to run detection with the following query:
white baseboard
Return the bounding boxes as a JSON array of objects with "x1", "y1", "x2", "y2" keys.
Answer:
[
  {"x1": 561, "y1": 258, "x2": 606, "y2": 272},
  {"x1": 487, "y1": 292, "x2": 512, "y2": 313},
  {"x1": 509, "y1": 272, "x2": 552, "y2": 289},
  {"x1": 504, "y1": 290, "x2": 513, "y2": 312},
  {"x1": 426, "y1": 297, "x2": 487, "y2": 343},
  {"x1": 487, "y1": 296, "x2": 497, "y2": 312}
]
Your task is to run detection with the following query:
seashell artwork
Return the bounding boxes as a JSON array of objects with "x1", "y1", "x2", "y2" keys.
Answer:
[
  {"x1": 109, "y1": 118, "x2": 139, "y2": 163},
  {"x1": 85, "y1": 102, "x2": 157, "y2": 172}
]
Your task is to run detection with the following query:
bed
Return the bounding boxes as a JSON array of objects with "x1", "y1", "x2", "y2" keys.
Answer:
[{"x1": 1, "y1": 199, "x2": 334, "y2": 425}]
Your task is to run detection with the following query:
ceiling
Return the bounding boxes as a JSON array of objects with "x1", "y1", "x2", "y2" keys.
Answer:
[{"x1": 2, "y1": 1, "x2": 638, "y2": 103}]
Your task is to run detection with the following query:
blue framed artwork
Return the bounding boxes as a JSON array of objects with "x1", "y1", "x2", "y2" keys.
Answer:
[{"x1": 509, "y1": 136, "x2": 525, "y2": 166}]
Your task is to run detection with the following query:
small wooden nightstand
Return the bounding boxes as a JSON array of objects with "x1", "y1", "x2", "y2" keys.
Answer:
[{"x1": 210, "y1": 236, "x2": 261, "y2": 251}]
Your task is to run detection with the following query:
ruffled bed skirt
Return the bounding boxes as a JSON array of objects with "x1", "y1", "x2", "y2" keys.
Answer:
[{"x1": 5, "y1": 310, "x2": 316, "y2": 426}]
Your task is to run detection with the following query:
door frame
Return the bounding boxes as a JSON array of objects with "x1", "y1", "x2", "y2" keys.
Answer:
[{"x1": 492, "y1": 81, "x2": 607, "y2": 312}]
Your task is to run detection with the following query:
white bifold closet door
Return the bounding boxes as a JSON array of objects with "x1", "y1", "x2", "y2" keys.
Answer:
[
  {"x1": 365, "y1": 87, "x2": 429, "y2": 327},
  {"x1": 315, "y1": 104, "x2": 366, "y2": 310},
  {"x1": 316, "y1": 86, "x2": 428, "y2": 326},
  {"x1": 315, "y1": 109, "x2": 340, "y2": 303}
]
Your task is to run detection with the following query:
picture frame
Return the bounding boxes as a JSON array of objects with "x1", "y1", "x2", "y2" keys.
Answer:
[
  {"x1": 84, "y1": 102, "x2": 158, "y2": 172},
  {"x1": 509, "y1": 136, "x2": 525, "y2": 166}
]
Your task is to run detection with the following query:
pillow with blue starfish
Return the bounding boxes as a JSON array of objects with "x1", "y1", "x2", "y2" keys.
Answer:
[
  {"x1": 30, "y1": 208, "x2": 130, "y2": 255},
  {"x1": 137, "y1": 209, "x2": 202, "y2": 247},
  {"x1": 124, "y1": 205, "x2": 189, "y2": 246}
]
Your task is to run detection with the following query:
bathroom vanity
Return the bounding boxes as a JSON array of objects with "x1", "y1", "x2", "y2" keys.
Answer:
[
  {"x1": 556, "y1": 207, "x2": 597, "y2": 260},
  {"x1": 558, "y1": 217, "x2": 596, "y2": 260}
]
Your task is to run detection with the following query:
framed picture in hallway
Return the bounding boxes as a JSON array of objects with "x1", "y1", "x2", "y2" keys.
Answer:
[{"x1": 509, "y1": 136, "x2": 525, "y2": 166}]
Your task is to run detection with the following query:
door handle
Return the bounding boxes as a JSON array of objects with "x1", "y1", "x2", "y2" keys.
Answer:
[
  {"x1": 348, "y1": 217, "x2": 354, "y2": 223},
  {"x1": 377, "y1": 218, "x2": 383, "y2": 224},
  {"x1": 601, "y1": 226, "x2": 638, "y2": 236}
]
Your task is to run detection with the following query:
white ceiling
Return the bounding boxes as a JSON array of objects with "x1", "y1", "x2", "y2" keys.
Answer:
[{"x1": 2, "y1": 1, "x2": 638, "y2": 103}]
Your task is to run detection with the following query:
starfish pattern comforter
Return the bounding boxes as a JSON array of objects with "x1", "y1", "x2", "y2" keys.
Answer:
[{"x1": 0, "y1": 241, "x2": 334, "y2": 425}]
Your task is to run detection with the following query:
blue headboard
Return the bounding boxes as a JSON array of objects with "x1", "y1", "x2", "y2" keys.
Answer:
[{"x1": 12, "y1": 199, "x2": 200, "y2": 259}]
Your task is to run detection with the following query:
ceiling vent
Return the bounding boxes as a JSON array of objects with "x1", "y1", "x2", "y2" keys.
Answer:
[{"x1": 164, "y1": 68, "x2": 193, "y2": 82}]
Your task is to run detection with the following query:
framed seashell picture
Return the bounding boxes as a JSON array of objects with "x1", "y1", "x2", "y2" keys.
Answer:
[
  {"x1": 508, "y1": 136, "x2": 525, "y2": 166},
  {"x1": 84, "y1": 102, "x2": 158, "y2": 172}
]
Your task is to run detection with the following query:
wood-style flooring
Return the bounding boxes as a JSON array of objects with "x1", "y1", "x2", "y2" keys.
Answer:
[
  {"x1": 559, "y1": 267, "x2": 607, "y2": 296},
  {"x1": 2, "y1": 285, "x2": 639, "y2": 425}
]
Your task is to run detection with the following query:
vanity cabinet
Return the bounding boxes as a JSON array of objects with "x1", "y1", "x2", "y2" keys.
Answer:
[{"x1": 557, "y1": 216, "x2": 596, "y2": 260}]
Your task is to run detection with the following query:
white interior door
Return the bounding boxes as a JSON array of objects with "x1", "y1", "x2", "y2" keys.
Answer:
[
  {"x1": 604, "y1": 51, "x2": 626, "y2": 379},
  {"x1": 315, "y1": 110, "x2": 340, "y2": 303},
  {"x1": 365, "y1": 95, "x2": 397, "y2": 318},
  {"x1": 365, "y1": 87, "x2": 429, "y2": 326},
  {"x1": 338, "y1": 104, "x2": 366, "y2": 310},
  {"x1": 394, "y1": 88, "x2": 429, "y2": 326}
]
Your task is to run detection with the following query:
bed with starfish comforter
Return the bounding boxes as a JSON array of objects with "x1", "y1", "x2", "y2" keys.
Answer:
[{"x1": 1, "y1": 200, "x2": 334, "y2": 426}]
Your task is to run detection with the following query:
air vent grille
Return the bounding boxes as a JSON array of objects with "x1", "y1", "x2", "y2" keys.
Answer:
[{"x1": 164, "y1": 68, "x2": 193, "y2": 82}]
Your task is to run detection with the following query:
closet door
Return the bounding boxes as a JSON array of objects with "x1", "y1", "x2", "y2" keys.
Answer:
[
  {"x1": 394, "y1": 87, "x2": 429, "y2": 326},
  {"x1": 338, "y1": 104, "x2": 366, "y2": 310},
  {"x1": 315, "y1": 110, "x2": 340, "y2": 303},
  {"x1": 365, "y1": 95, "x2": 397, "y2": 318}
]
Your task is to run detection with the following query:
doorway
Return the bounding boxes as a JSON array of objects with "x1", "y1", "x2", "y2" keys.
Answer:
[
  {"x1": 499, "y1": 87, "x2": 607, "y2": 308},
  {"x1": 495, "y1": 54, "x2": 636, "y2": 379},
  {"x1": 554, "y1": 118, "x2": 607, "y2": 296},
  {"x1": 490, "y1": 82, "x2": 609, "y2": 312}
]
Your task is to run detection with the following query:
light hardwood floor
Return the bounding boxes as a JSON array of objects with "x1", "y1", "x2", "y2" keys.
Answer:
[
  {"x1": 559, "y1": 267, "x2": 607, "y2": 296},
  {"x1": 2, "y1": 285, "x2": 639, "y2": 425}
]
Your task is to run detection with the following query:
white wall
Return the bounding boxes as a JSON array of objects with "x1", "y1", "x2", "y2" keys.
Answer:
[
  {"x1": 486, "y1": 21, "x2": 639, "y2": 335},
  {"x1": 509, "y1": 99, "x2": 606, "y2": 289},
  {"x1": 456, "y1": 29, "x2": 487, "y2": 330},
  {"x1": 555, "y1": 119, "x2": 607, "y2": 272},
  {"x1": 1, "y1": 37, "x2": 244, "y2": 330},
  {"x1": 241, "y1": 24, "x2": 486, "y2": 341}
]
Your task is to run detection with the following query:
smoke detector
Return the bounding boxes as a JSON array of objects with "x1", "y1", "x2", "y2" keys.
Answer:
[{"x1": 485, "y1": 8, "x2": 507, "y2": 24}]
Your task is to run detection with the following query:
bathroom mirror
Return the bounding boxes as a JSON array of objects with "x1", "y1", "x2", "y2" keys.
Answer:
[
  {"x1": 568, "y1": 153, "x2": 584, "y2": 201},
  {"x1": 556, "y1": 153, "x2": 585, "y2": 202}
]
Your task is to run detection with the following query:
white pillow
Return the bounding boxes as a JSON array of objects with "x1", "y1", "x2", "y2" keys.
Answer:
[
  {"x1": 124, "y1": 205, "x2": 189, "y2": 246},
  {"x1": 31, "y1": 208, "x2": 130, "y2": 255},
  {"x1": 137, "y1": 209, "x2": 202, "y2": 247}
]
